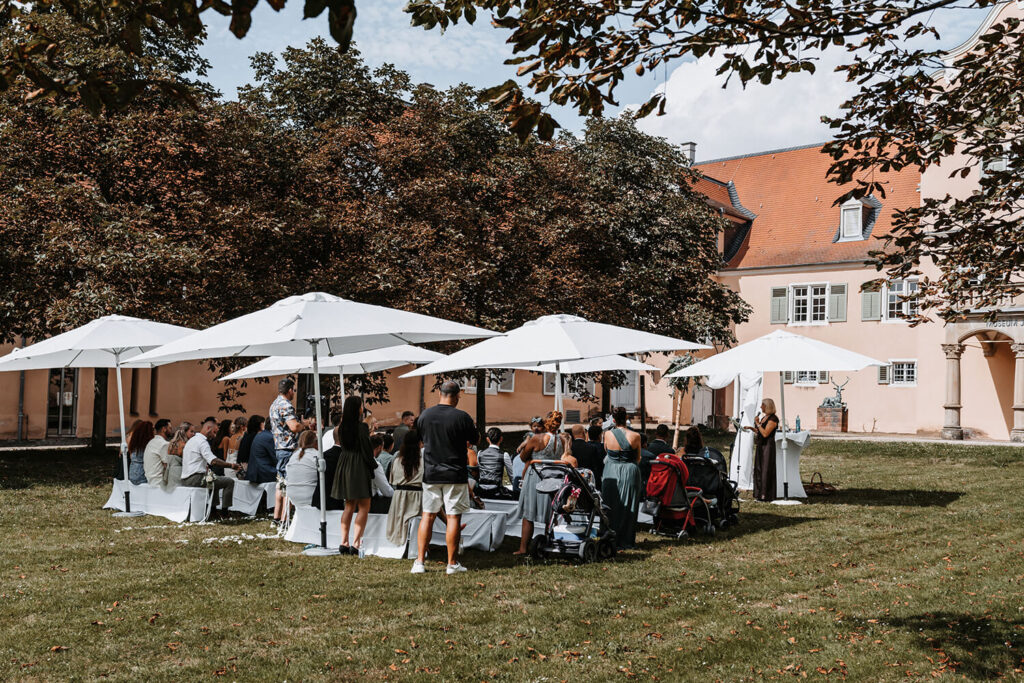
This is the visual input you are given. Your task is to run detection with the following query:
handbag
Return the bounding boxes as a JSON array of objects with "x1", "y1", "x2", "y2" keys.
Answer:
[{"x1": 805, "y1": 472, "x2": 836, "y2": 495}]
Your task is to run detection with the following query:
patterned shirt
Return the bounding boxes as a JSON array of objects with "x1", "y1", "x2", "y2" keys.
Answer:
[{"x1": 270, "y1": 395, "x2": 298, "y2": 451}]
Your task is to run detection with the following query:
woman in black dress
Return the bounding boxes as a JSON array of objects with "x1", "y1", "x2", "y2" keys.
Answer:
[{"x1": 746, "y1": 398, "x2": 779, "y2": 502}]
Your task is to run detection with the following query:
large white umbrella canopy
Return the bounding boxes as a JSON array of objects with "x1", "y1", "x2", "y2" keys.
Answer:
[
  {"x1": 403, "y1": 314, "x2": 707, "y2": 378},
  {"x1": 0, "y1": 315, "x2": 196, "y2": 517},
  {"x1": 131, "y1": 292, "x2": 498, "y2": 364},
  {"x1": 665, "y1": 330, "x2": 884, "y2": 377},
  {"x1": 666, "y1": 330, "x2": 885, "y2": 503},
  {"x1": 403, "y1": 314, "x2": 704, "y2": 412},
  {"x1": 218, "y1": 344, "x2": 444, "y2": 382},
  {"x1": 132, "y1": 292, "x2": 497, "y2": 553}
]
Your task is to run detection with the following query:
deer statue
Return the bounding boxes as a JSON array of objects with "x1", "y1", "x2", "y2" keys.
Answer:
[{"x1": 821, "y1": 377, "x2": 850, "y2": 408}]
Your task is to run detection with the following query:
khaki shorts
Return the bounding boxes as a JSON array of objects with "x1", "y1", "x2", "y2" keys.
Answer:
[{"x1": 422, "y1": 483, "x2": 470, "y2": 515}]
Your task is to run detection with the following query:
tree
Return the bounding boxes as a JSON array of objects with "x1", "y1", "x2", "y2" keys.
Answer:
[
  {"x1": 404, "y1": 0, "x2": 1024, "y2": 320},
  {"x1": 0, "y1": 1, "x2": 351, "y2": 112}
]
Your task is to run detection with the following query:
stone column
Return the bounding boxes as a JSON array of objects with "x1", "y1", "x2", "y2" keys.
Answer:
[
  {"x1": 1012, "y1": 343, "x2": 1024, "y2": 443},
  {"x1": 942, "y1": 343, "x2": 965, "y2": 440}
]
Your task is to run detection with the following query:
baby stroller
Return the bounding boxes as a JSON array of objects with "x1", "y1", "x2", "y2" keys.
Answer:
[
  {"x1": 643, "y1": 455, "x2": 718, "y2": 537},
  {"x1": 527, "y1": 462, "x2": 617, "y2": 562},
  {"x1": 681, "y1": 448, "x2": 740, "y2": 530}
]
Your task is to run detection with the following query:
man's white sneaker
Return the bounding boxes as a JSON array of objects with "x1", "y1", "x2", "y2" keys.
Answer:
[
  {"x1": 446, "y1": 563, "x2": 468, "y2": 575},
  {"x1": 410, "y1": 561, "x2": 426, "y2": 574}
]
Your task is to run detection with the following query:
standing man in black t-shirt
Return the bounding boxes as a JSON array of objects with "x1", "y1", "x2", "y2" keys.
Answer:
[{"x1": 411, "y1": 380, "x2": 478, "y2": 575}]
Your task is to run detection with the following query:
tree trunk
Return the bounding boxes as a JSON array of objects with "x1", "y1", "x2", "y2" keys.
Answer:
[
  {"x1": 600, "y1": 375, "x2": 611, "y2": 415},
  {"x1": 418, "y1": 376, "x2": 426, "y2": 413},
  {"x1": 672, "y1": 388, "x2": 683, "y2": 449},
  {"x1": 91, "y1": 369, "x2": 109, "y2": 454},
  {"x1": 474, "y1": 368, "x2": 486, "y2": 446}
]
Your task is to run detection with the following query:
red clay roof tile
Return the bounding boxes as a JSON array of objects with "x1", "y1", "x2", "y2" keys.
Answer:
[{"x1": 693, "y1": 143, "x2": 921, "y2": 269}]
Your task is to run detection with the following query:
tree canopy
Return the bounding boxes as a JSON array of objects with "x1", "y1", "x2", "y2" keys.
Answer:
[{"x1": 0, "y1": 30, "x2": 746, "y2": 414}]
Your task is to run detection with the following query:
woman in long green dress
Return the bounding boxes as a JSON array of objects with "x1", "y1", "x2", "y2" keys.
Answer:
[
  {"x1": 601, "y1": 407, "x2": 642, "y2": 550},
  {"x1": 331, "y1": 396, "x2": 376, "y2": 555},
  {"x1": 513, "y1": 411, "x2": 573, "y2": 555}
]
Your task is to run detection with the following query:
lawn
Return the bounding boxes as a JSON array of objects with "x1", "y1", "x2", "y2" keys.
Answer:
[{"x1": 1, "y1": 440, "x2": 1022, "y2": 681}]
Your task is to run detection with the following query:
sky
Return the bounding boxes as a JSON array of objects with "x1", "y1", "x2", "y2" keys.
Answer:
[{"x1": 198, "y1": 1, "x2": 994, "y2": 160}]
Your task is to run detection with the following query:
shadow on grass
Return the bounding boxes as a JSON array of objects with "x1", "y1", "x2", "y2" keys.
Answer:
[
  {"x1": 881, "y1": 611, "x2": 1023, "y2": 678},
  {"x1": 635, "y1": 512, "x2": 821, "y2": 552},
  {"x1": 0, "y1": 449, "x2": 115, "y2": 489},
  {"x1": 805, "y1": 488, "x2": 962, "y2": 507}
]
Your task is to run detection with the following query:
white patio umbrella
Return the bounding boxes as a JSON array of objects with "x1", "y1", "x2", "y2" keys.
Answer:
[
  {"x1": 132, "y1": 292, "x2": 498, "y2": 554},
  {"x1": 666, "y1": 330, "x2": 885, "y2": 504},
  {"x1": 403, "y1": 314, "x2": 707, "y2": 413},
  {"x1": 0, "y1": 315, "x2": 196, "y2": 516},
  {"x1": 218, "y1": 345, "x2": 444, "y2": 399},
  {"x1": 495, "y1": 354, "x2": 658, "y2": 412}
]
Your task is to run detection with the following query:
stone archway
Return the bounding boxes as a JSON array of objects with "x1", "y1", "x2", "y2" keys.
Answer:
[{"x1": 942, "y1": 321, "x2": 1024, "y2": 441}]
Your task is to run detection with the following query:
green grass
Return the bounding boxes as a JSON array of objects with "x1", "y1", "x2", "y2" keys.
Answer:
[{"x1": 1, "y1": 441, "x2": 1022, "y2": 681}]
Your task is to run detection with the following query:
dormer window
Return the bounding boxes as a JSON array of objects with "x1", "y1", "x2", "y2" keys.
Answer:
[{"x1": 839, "y1": 199, "x2": 863, "y2": 240}]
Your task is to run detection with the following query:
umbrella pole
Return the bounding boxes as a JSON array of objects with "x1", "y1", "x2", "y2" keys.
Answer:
[
  {"x1": 304, "y1": 341, "x2": 339, "y2": 556},
  {"x1": 554, "y1": 367, "x2": 562, "y2": 413},
  {"x1": 112, "y1": 351, "x2": 142, "y2": 517},
  {"x1": 773, "y1": 371, "x2": 801, "y2": 506}
]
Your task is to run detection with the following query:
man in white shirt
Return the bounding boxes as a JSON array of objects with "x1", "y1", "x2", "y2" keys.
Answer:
[
  {"x1": 143, "y1": 418, "x2": 173, "y2": 485},
  {"x1": 181, "y1": 417, "x2": 242, "y2": 515}
]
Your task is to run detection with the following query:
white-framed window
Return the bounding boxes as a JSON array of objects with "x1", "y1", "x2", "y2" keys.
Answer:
[
  {"x1": 889, "y1": 360, "x2": 917, "y2": 386},
  {"x1": 884, "y1": 279, "x2": 919, "y2": 320},
  {"x1": 839, "y1": 198, "x2": 863, "y2": 240},
  {"x1": 795, "y1": 370, "x2": 822, "y2": 385},
  {"x1": 542, "y1": 373, "x2": 594, "y2": 397},
  {"x1": 463, "y1": 370, "x2": 515, "y2": 395},
  {"x1": 791, "y1": 284, "x2": 828, "y2": 324}
]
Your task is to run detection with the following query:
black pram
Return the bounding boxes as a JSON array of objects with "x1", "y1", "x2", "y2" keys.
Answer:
[
  {"x1": 527, "y1": 462, "x2": 617, "y2": 562},
  {"x1": 680, "y1": 448, "x2": 739, "y2": 530}
]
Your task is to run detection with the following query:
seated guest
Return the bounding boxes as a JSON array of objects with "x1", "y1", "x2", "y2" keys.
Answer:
[
  {"x1": 648, "y1": 424, "x2": 674, "y2": 456},
  {"x1": 225, "y1": 416, "x2": 247, "y2": 478},
  {"x1": 182, "y1": 417, "x2": 243, "y2": 517},
  {"x1": 321, "y1": 408, "x2": 342, "y2": 451},
  {"x1": 477, "y1": 427, "x2": 515, "y2": 498},
  {"x1": 511, "y1": 443, "x2": 526, "y2": 500},
  {"x1": 680, "y1": 425, "x2": 705, "y2": 456},
  {"x1": 162, "y1": 422, "x2": 192, "y2": 491},
  {"x1": 143, "y1": 419, "x2": 172, "y2": 486},
  {"x1": 570, "y1": 424, "x2": 604, "y2": 480},
  {"x1": 246, "y1": 417, "x2": 279, "y2": 485},
  {"x1": 602, "y1": 407, "x2": 642, "y2": 550},
  {"x1": 585, "y1": 423, "x2": 606, "y2": 482},
  {"x1": 378, "y1": 433, "x2": 397, "y2": 479},
  {"x1": 237, "y1": 415, "x2": 262, "y2": 467},
  {"x1": 369, "y1": 433, "x2": 395, "y2": 513},
  {"x1": 639, "y1": 433, "x2": 657, "y2": 486},
  {"x1": 285, "y1": 430, "x2": 319, "y2": 507},
  {"x1": 386, "y1": 429, "x2": 424, "y2": 546},
  {"x1": 127, "y1": 420, "x2": 154, "y2": 485}
]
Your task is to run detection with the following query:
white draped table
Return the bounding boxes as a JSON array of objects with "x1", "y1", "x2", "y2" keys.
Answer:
[
  {"x1": 104, "y1": 479, "x2": 277, "y2": 522},
  {"x1": 104, "y1": 479, "x2": 211, "y2": 522},
  {"x1": 775, "y1": 431, "x2": 810, "y2": 498},
  {"x1": 284, "y1": 505, "x2": 512, "y2": 558}
]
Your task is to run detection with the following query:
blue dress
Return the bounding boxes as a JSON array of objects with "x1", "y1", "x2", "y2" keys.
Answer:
[{"x1": 516, "y1": 433, "x2": 564, "y2": 525}]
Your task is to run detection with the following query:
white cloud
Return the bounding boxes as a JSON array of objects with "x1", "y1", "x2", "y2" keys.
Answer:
[
  {"x1": 629, "y1": 6, "x2": 992, "y2": 160},
  {"x1": 631, "y1": 50, "x2": 856, "y2": 161}
]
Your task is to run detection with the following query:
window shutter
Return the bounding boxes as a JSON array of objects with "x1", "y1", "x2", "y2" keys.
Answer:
[
  {"x1": 861, "y1": 290, "x2": 881, "y2": 321},
  {"x1": 877, "y1": 365, "x2": 890, "y2": 384},
  {"x1": 782, "y1": 371, "x2": 795, "y2": 384},
  {"x1": 818, "y1": 371, "x2": 830, "y2": 384},
  {"x1": 829, "y1": 284, "x2": 847, "y2": 322},
  {"x1": 769, "y1": 287, "x2": 789, "y2": 324}
]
